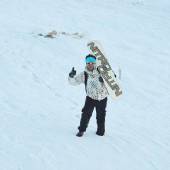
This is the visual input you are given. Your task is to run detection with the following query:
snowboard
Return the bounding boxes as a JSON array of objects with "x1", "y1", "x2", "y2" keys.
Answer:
[{"x1": 87, "y1": 40, "x2": 122, "y2": 99}]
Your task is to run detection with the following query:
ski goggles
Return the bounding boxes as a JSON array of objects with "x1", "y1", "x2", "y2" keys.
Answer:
[{"x1": 85, "y1": 57, "x2": 96, "y2": 64}]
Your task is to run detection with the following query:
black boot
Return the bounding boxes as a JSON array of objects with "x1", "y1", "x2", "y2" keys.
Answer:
[
  {"x1": 96, "y1": 130, "x2": 104, "y2": 136},
  {"x1": 76, "y1": 131, "x2": 84, "y2": 137}
]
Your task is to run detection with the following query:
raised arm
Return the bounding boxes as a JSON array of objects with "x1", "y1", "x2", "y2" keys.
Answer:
[{"x1": 68, "y1": 67, "x2": 84, "y2": 86}]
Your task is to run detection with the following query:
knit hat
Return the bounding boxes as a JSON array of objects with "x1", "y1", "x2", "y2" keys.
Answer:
[{"x1": 85, "y1": 54, "x2": 96, "y2": 63}]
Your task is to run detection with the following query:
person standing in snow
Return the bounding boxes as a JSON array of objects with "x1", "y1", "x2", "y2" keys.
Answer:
[{"x1": 68, "y1": 54, "x2": 108, "y2": 137}]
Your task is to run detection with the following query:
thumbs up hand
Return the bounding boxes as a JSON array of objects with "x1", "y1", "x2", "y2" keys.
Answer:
[{"x1": 69, "y1": 67, "x2": 76, "y2": 78}]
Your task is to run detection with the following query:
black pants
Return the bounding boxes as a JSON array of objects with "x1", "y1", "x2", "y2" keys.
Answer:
[{"x1": 78, "y1": 96, "x2": 107, "y2": 134}]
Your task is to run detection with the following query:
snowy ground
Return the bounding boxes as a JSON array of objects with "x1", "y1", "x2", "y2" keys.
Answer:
[{"x1": 0, "y1": 0, "x2": 170, "y2": 170}]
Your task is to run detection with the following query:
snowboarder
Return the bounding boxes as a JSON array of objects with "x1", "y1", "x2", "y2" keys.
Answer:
[{"x1": 68, "y1": 54, "x2": 108, "y2": 137}]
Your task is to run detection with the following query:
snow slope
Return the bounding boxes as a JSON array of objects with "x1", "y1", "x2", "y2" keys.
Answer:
[{"x1": 0, "y1": 0, "x2": 170, "y2": 170}]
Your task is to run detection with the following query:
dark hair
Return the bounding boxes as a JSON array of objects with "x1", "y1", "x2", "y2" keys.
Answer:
[{"x1": 85, "y1": 54, "x2": 96, "y2": 60}]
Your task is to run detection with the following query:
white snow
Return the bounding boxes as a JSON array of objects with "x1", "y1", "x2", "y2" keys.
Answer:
[{"x1": 0, "y1": 0, "x2": 170, "y2": 170}]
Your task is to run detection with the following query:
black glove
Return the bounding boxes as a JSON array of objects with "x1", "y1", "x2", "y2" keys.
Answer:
[
  {"x1": 69, "y1": 67, "x2": 76, "y2": 78},
  {"x1": 99, "y1": 76, "x2": 104, "y2": 83}
]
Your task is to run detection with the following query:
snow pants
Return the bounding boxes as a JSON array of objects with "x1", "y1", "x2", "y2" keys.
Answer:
[{"x1": 78, "y1": 96, "x2": 107, "y2": 135}]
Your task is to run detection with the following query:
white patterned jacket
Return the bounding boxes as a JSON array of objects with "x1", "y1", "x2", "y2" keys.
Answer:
[{"x1": 68, "y1": 67, "x2": 108, "y2": 101}]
